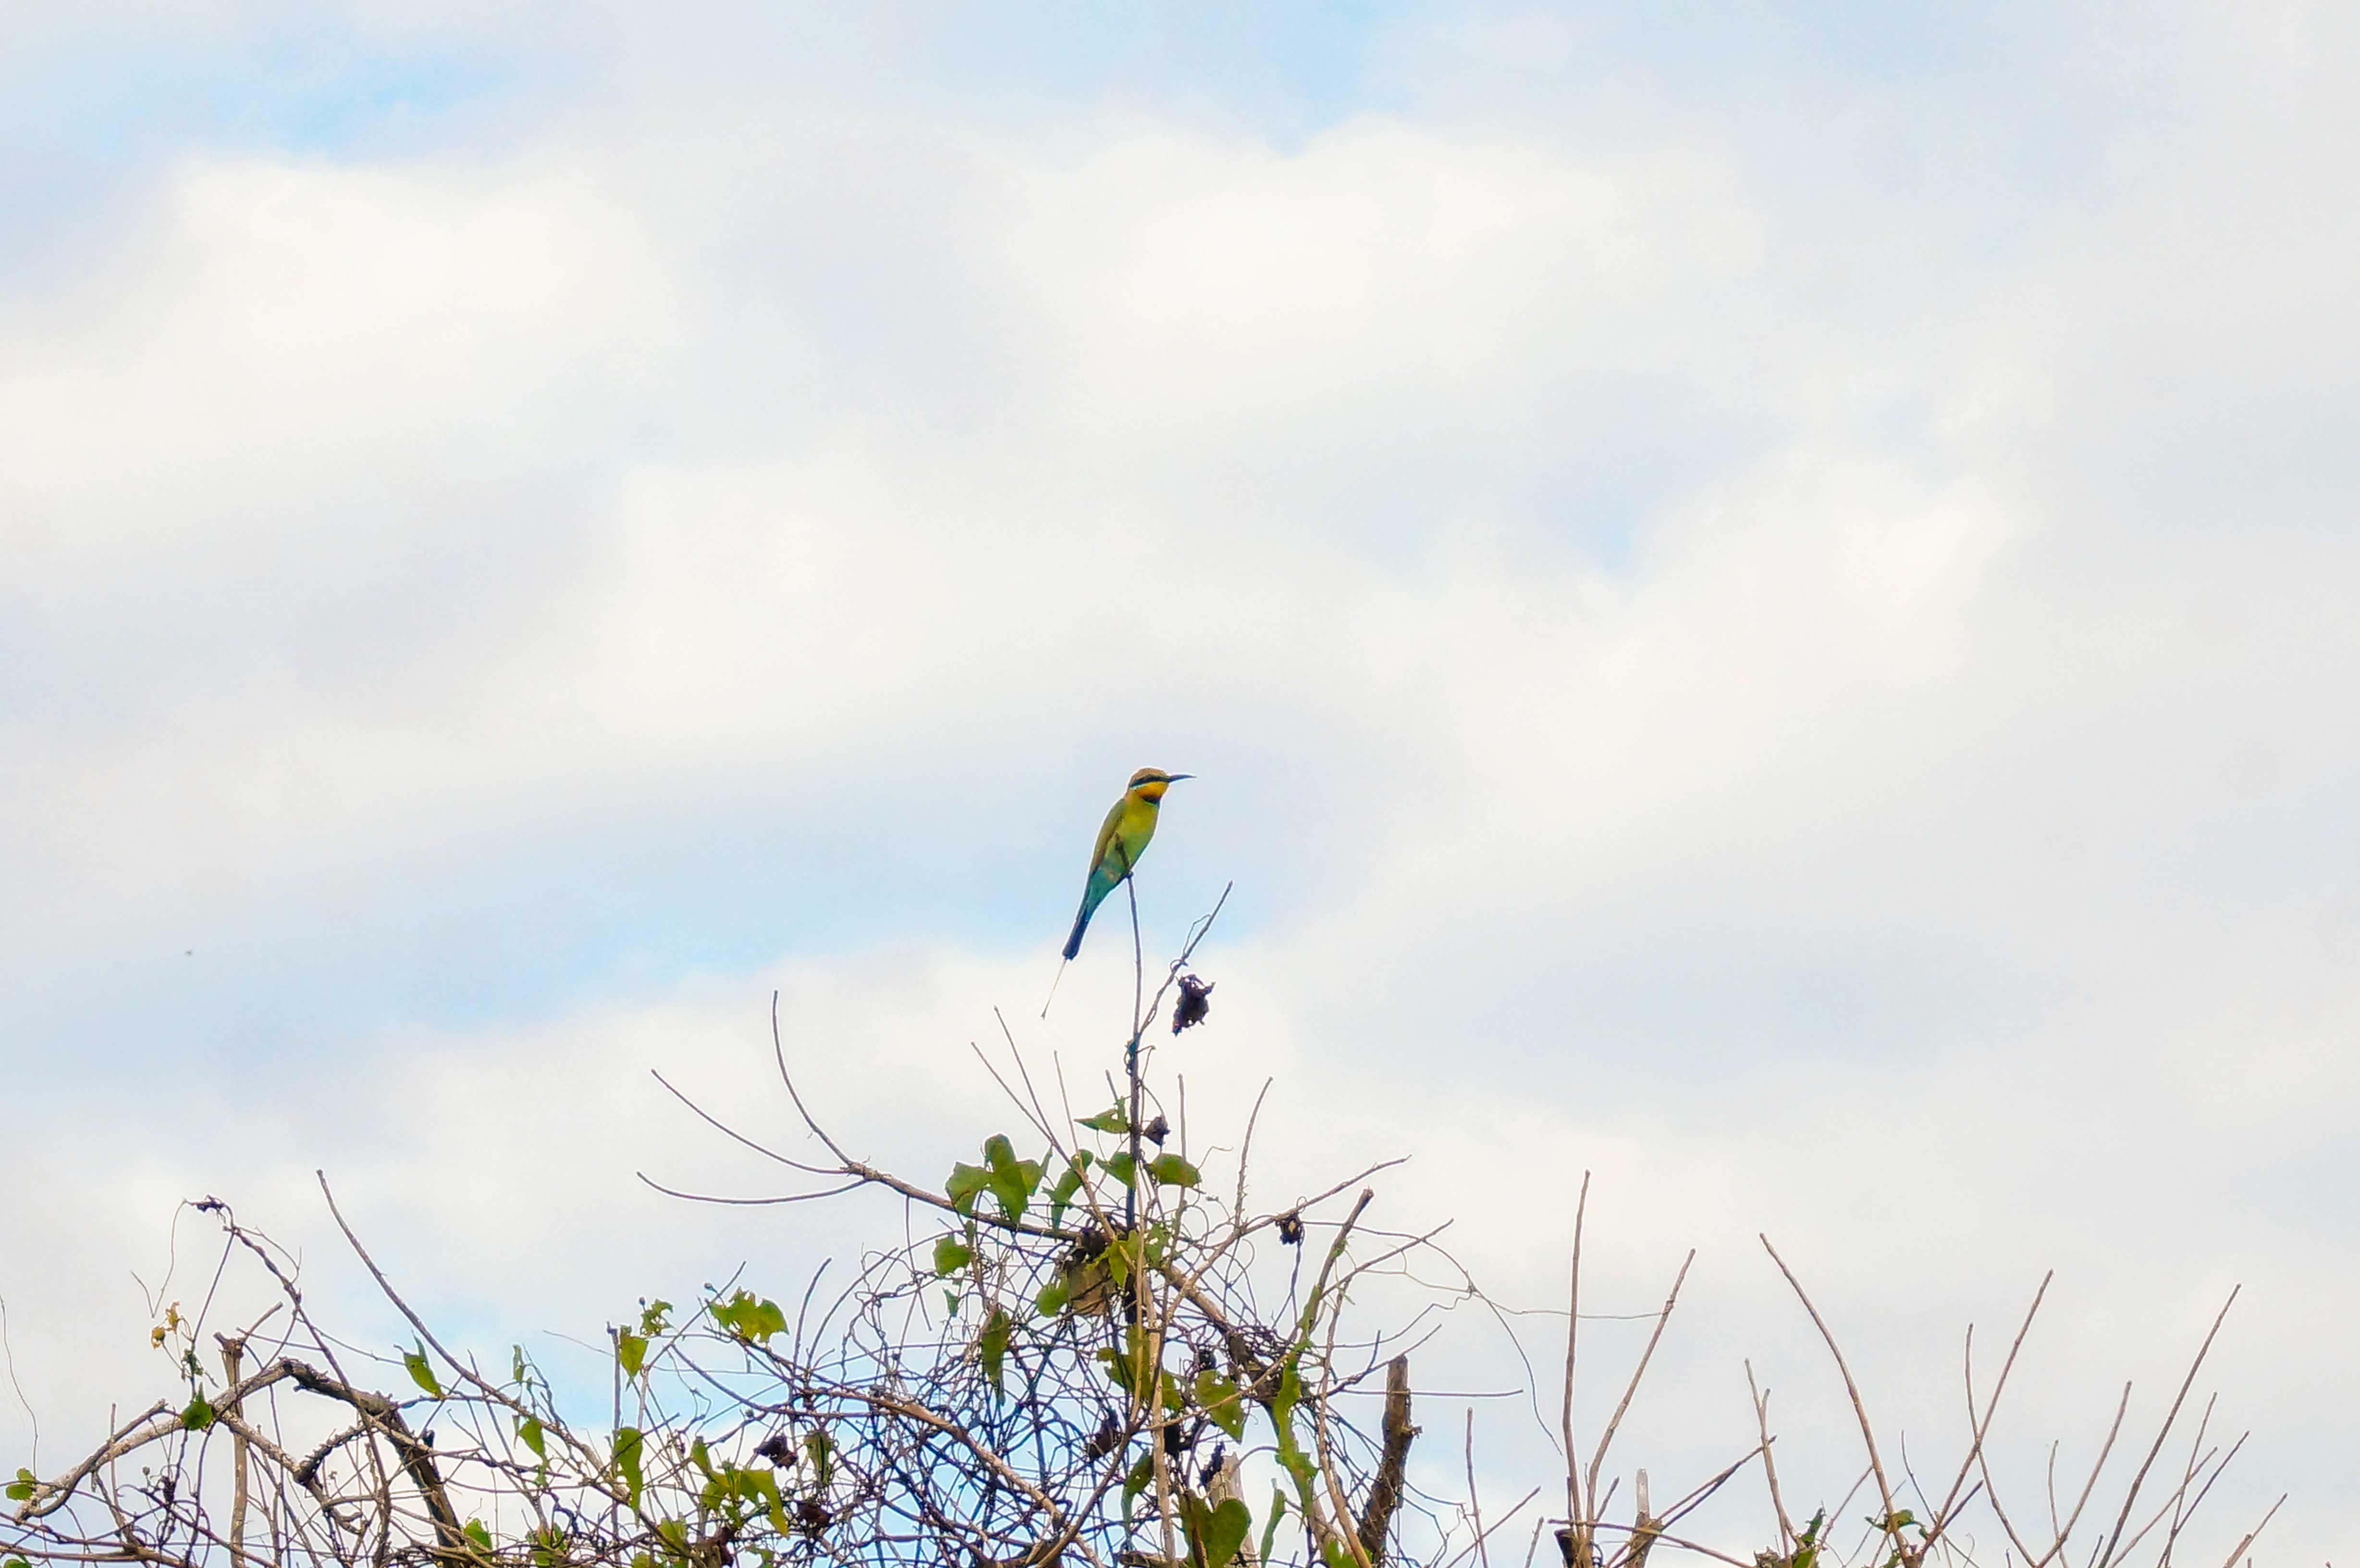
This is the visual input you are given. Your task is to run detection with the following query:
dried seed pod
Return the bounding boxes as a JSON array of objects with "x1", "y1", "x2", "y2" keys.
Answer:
[
  {"x1": 1197, "y1": 1441, "x2": 1228, "y2": 1490},
  {"x1": 1172, "y1": 974, "x2": 1215, "y2": 1034}
]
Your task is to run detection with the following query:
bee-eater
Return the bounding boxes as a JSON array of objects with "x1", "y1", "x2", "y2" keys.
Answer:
[{"x1": 1063, "y1": 768, "x2": 1192, "y2": 960}]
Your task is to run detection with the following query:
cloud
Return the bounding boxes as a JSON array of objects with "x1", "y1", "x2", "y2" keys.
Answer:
[{"x1": 4, "y1": 2, "x2": 2357, "y2": 1558}]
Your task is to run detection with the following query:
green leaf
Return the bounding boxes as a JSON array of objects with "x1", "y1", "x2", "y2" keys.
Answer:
[
  {"x1": 1147, "y1": 1153, "x2": 1201, "y2": 1188},
  {"x1": 1034, "y1": 1274, "x2": 1071, "y2": 1315},
  {"x1": 1205, "y1": 1497, "x2": 1252, "y2": 1568},
  {"x1": 990, "y1": 1152, "x2": 1029, "y2": 1215},
  {"x1": 637, "y1": 1299, "x2": 673, "y2": 1338},
  {"x1": 463, "y1": 1519, "x2": 493, "y2": 1551},
  {"x1": 1272, "y1": 1354, "x2": 1302, "y2": 1425},
  {"x1": 981, "y1": 1134, "x2": 1044, "y2": 1222},
  {"x1": 1795, "y1": 1507, "x2": 1827, "y2": 1568},
  {"x1": 1181, "y1": 1494, "x2": 1253, "y2": 1568},
  {"x1": 9, "y1": 1467, "x2": 41, "y2": 1502},
  {"x1": 614, "y1": 1427, "x2": 645, "y2": 1509},
  {"x1": 978, "y1": 1307, "x2": 1013, "y2": 1397},
  {"x1": 1097, "y1": 1323, "x2": 1152, "y2": 1395},
  {"x1": 1046, "y1": 1152, "x2": 1093, "y2": 1231},
  {"x1": 1794, "y1": 1510, "x2": 1825, "y2": 1568},
  {"x1": 1194, "y1": 1368, "x2": 1246, "y2": 1439},
  {"x1": 1121, "y1": 1451, "x2": 1155, "y2": 1502},
  {"x1": 1268, "y1": 1354, "x2": 1318, "y2": 1510},
  {"x1": 946, "y1": 1160, "x2": 990, "y2": 1216},
  {"x1": 803, "y1": 1428, "x2": 834, "y2": 1489},
  {"x1": 615, "y1": 1329, "x2": 649, "y2": 1379},
  {"x1": 1258, "y1": 1491, "x2": 1289, "y2": 1566},
  {"x1": 1079, "y1": 1105, "x2": 1130, "y2": 1135},
  {"x1": 403, "y1": 1345, "x2": 442, "y2": 1398},
  {"x1": 932, "y1": 1234, "x2": 974, "y2": 1276},
  {"x1": 711, "y1": 1289, "x2": 788, "y2": 1343},
  {"x1": 746, "y1": 1466, "x2": 790, "y2": 1535},
  {"x1": 516, "y1": 1415, "x2": 547, "y2": 1461},
  {"x1": 1105, "y1": 1152, "x2": 1138, "y2": 1188},
  {"x1": 180, "y1": 1392, "x2": 215, "y2": 1431}
]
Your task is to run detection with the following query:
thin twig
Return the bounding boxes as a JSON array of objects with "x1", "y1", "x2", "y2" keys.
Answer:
[
  {"x1": 1760, "y1": 1237, "x2": 1899, "y2": 1536},
  {"x1": 1745, "y1": 1363, "x2": 1794, "y2": 1551},
  {"x1": 1929, "y1": 1270, "x2": 2049, "y2": 1553},
  {"x1": 2094, "y1": 1287, "x2": 2238, "y2": 1568},
  {"x1": 1584, "y1": 1250, "x2": 1693, "y2": 1511},
  {"x1": 1561, "y1": 1171, "x2": 1591, "y2": 1542}
]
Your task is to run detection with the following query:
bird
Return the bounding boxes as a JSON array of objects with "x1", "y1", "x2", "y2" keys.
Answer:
[{"x1": 1063, "y1": 767, "x2": 1192, "y2": 960}]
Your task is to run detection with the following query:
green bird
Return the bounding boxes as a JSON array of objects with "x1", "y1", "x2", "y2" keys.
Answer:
[{"x1": 1063, "y1": 767, "x2": 1192, "y2": 960}]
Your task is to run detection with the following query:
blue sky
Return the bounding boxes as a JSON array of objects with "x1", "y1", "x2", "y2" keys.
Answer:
[{"x1": 5, "y1": 1, "x2": 2358, "y2": 1561}]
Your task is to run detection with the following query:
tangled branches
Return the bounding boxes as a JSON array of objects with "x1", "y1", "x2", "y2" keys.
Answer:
[{"x1": 3, "y1": 886, "x2": 2285, "y2": 1568}]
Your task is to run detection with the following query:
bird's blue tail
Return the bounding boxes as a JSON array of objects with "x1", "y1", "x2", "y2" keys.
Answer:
[{"x1": 1064, "y1": 874, "x2": 1117, "y2": 960}]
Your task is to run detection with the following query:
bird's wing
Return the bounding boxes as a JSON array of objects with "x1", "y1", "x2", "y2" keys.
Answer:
[{"x1": 1087, "y1": 796, "x2": 1128, "y2": 877}]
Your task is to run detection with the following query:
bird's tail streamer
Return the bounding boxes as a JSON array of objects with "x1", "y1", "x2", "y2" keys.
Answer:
[{"x1": 1039, "y1": 956, "x2": 1069, "y2": 1019}]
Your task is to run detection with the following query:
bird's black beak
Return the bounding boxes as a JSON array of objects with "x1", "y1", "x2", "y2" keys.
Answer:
[{"x1": 1165, "y1": 773, "x2": 1195, "y2": 783}]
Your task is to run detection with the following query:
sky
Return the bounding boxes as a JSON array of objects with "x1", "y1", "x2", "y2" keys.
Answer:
[{"x1": 3, "y1": 0, "x2": 2357, "y2": 1560}]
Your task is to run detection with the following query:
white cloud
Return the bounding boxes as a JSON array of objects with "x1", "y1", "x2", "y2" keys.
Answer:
[
  {"x1": 5, "y1": 3, "x2": 2358, "y2": 1559},
  {"x1": 1, "y1": 156, "x2": 682, "y2": 531}
]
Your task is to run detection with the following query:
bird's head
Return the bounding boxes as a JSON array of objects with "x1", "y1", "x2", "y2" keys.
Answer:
[{"x1": 1127, "y1": 767, "x2": 1192, "y2": 802}]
